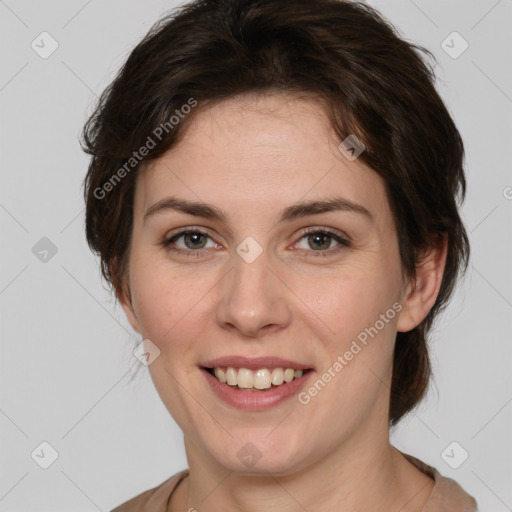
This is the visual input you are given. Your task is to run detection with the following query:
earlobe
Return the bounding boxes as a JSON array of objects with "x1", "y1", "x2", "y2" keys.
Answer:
[{"x1": 396, "y1": 233, "x2": 448, "y2": 333}]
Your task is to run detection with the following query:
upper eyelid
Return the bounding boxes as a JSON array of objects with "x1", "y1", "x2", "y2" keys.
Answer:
[{"x1": 165, "y1": 226, "x2": 217, "y2": 241}]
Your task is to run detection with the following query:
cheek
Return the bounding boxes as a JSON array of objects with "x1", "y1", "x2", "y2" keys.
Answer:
[
  {"x1": 128, "y1": 254, "x2": 221, "y2": 363},
  {"x1": 293, "y1": 260, "x2": 401, "y2": 405},
  {"x1": 129, "y1": 255, "x2": 190, "y2": 343},
  {"x1": 301, "y1": 262, "x2": 400, "y2": 340},
  {"x1": 293, "y1": 271, "x2": 398, "y2": 428}
]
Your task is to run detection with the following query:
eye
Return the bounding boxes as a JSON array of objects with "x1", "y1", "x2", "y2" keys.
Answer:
[
  {"x1": 294, "y1": 228, "x2": 350, "y2": 256},
  {"x1": 161, "y1": 229, "x2": 218, "y2": 256},
  {"x1": 161, "y1": 227, "x2": 351, "y2": 258}
]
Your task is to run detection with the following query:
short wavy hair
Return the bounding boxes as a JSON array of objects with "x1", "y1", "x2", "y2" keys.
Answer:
[{"x1": 81, "y1": 0, "x2": 470, "y2": 426}]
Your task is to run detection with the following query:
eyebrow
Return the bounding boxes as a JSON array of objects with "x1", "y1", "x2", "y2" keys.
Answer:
[{"x1": 143, "y1": 196, "x2": 373, "y2": 224}]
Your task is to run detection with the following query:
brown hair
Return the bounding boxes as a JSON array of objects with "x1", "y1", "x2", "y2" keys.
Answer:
[{"x1": 81, "y1": 0, "x2": 470, "y2": 426}]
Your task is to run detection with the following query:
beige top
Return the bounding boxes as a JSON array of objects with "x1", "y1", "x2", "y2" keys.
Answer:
[{"x1": 110, "y1": 451, "x2": 478, "y2": 511}]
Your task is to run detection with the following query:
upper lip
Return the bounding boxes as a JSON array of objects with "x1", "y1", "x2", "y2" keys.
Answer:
[{"x1": 201, "y1": 356, "x2": 313, "y2": 371}]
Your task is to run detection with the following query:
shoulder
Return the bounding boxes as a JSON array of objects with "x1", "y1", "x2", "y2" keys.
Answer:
[
  {"x1": 401, "y1": 451, "x2": 478, "y2": 512},
  {"x1": 110, "y1": 469, "x2": 189, "y2": 512}
]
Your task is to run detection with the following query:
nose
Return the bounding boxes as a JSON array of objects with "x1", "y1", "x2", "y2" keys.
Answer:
[{"x1": 216, "y1": 246, "x2": 292, "y2": 338}]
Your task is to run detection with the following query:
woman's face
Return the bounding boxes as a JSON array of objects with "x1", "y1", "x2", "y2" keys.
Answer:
[{"x1": 121, "y1": 92, "x2": 414, "y2": 475}]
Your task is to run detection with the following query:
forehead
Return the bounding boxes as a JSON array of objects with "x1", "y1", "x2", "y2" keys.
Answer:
[{"x1": 134, "y1": 93, "x2": 390, "y2": 224}]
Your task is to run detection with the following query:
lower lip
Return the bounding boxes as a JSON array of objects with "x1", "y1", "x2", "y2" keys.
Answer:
[{"x1": 201, "y1": 368, "x2": 314, "y2": 410}]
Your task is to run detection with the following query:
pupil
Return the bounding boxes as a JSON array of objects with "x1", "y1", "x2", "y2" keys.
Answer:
[
  {"x1": 309, "y1": 233, "x2": 329, "y2": 250},
  {"x1": 186, "y1": 233, "x2": 206, "y2": 249}
]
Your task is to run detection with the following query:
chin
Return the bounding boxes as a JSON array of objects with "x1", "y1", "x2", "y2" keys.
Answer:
[{"x1": 206, "y1": 432, "x2": 312, "y2": 476}]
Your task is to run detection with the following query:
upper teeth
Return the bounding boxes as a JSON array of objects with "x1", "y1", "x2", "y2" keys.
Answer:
[{"x1": 213, "y1": 367, "x2": 304, "y2": 389}]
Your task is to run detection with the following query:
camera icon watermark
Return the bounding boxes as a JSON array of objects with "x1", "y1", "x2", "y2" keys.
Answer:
[
  {"x1": 236, "y1": 236, "x2": 263, "y2": 264},
  {"x1": 441, "y1": 31, "x2": 468, "y2": 59},
  {"x1": 441, "y1": 441, "x2": 469, "y2": 469},
  {"x1": 31, "y1": 441, "x2": 59, "y2": 469},
  {"x1": 32, "y1": 237, "x2": 58, "y2": 263},
  {"x1": 236, "y1": 442, "x2": 262, "y2": 467},
  {"x1": 338, "y1": 134, "x2": 365, "y2": 161},
  {"x1": 31, "y1": 31, "x2": 59, "y2": 59},
  {"x1": 134, "y1": 338, "x2": 161, "y2": 366}
]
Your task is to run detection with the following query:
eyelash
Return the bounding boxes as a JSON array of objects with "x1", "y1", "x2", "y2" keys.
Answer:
[{"x1": 161, "y1": 227, "x2": 351, "y2": 258}]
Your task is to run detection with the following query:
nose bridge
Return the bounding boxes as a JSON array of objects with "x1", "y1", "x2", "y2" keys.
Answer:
[{"x1": 217, "y1": 240, "x2": 291, "y2": 336}]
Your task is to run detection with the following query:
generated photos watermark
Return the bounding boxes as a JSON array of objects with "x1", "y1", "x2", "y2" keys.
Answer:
[
  {"x1": 298, "y1": 301, "x2": 403, "y2": 405},
  {"x1": 93, "y1": 97, "x2": 198, "y2": 200}
]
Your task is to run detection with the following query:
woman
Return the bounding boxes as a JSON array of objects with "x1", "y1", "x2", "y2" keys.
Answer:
[{"x1": 82, "y1": 0, "x2": 477, "y2": 510}]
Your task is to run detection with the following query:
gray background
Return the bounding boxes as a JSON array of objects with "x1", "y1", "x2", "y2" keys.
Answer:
[{"x1": 0, "y1": 0, "x2": 511, "y2": 510}]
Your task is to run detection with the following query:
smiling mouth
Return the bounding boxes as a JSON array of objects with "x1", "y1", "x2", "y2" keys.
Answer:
[{"x1": 202, "y1": 366, "x2": 313, "y2": 391}]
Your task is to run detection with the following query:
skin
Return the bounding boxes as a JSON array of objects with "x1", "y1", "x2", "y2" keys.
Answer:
[{"x1": 118, "y1": 92, "x2": 447, "y2": 512}]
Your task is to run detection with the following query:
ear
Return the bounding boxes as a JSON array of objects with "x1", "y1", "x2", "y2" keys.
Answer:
[
  {"x1": 396, "y1": 233, "x2": 448, "y2": 333},
  {"x1": 110, "y1": 258, "x2": 142, "y2": 335}
]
